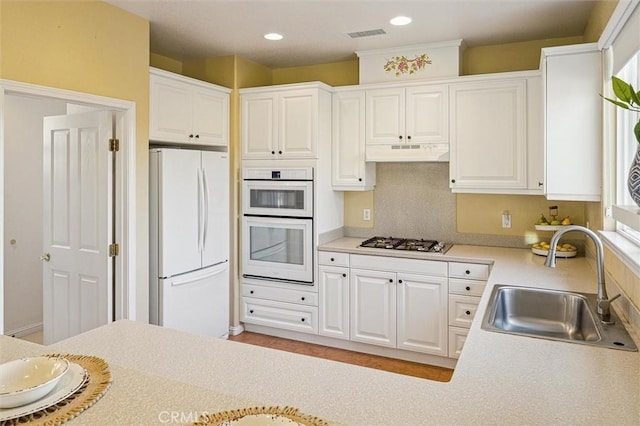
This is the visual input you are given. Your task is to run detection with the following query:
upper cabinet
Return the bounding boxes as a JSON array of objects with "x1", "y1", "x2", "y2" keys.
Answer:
[
  {"x1": 365, "y1": 84, "x2": 449, "y2": 162},
  {"x1": 240, "y1": 83, "x2": 332, "y2": 160},
  {"x1": 449, "y1": 72, "x2": 543, "y2": 194},
  {"x1": 149, "y1": 67, "x2": 230, "y2": 147},
  {"x1": 542, "y1": 43, "x2": 601, "y2": 202},
  {"x1": 332, "y1": 89, "x2": 375, "y2": 190}
]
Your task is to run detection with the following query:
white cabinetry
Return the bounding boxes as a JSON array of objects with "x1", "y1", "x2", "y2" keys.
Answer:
[
  {"x1": 149, "y1": 67, "x2": 230, "y2": 146},
  {"x1": 447, "y1": 262, "x2": 489, "y2": 359},
  {"x1": 542, "y1": 43, "x2": 601, "y2": 201},
  {"x1": 332, "y1": 89, "x2": 376, "y2": 190},
  {"x1": 240, "y1": 83, "x2": 332, "y2": 160},
  {"x1": 365, "y1": 84, "x2": 449, "y2": 162},
  {"x1": 241, "y1": 279, "x2": 318, "y2": 335},
  {"x1": 449, "y1": 73, "x2": 543, "y2": 194},
  {"x1": 349, "y1": 254, "x2": 448, "y2": 356},
  {"x1": 318, "y1": 252, "x2": 350, "y2": 340}
]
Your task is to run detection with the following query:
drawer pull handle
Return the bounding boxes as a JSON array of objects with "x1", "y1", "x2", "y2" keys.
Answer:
[
  {"x1": 301, "y1": 297, "x2": 305, "y2": 301},
  {"x1": 465, "y1": 286, "x2": 471, "y2": 291},
  {"x1": 465, "y1": 270, "x2": 471, "y2": 275},
  {"x1": 330, "y1": 257, "x2": 335, "y2": 262},
  {"x1": 249, "y1": 310, "x2": 254, "y2": 314},
  {"x1": 301, "y1": 318, "x2": 305, "y2": 322},
  {"x1": 250, "y1": 290, "x2": 254, "y2": 294},
  {"x1": 465, "y1": 310, "x2": 471, "y2": 315},
  {"x1": 342, "y1": 273, "x2": 347, "y2": 277}
]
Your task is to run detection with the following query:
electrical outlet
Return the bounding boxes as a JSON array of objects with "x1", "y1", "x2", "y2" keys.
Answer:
[
  {"x1": 363, "y1": 208, "x2": 371, "y2": 221},
  {"x1": 502, "y1": 211, "x2": 512, "y2": 228}
]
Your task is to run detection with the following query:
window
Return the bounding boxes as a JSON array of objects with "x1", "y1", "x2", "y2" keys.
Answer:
[{"x1": 612, "y1": 50, "x2": 640, "y2": 246}]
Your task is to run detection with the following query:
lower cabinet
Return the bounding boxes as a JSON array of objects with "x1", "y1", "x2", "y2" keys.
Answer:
[
  {"x1": 318, "y1": 266, "x2": 350, "y2": 339},
  {"x1": 241, "y1": 280, "x2": 318, "y2": 335},
  {"x1": 349, "y1": 255, "x2": 449, "y2": 357},
  {"x1": 447, "y1": 262, "x2": 489, "y2": 358}
]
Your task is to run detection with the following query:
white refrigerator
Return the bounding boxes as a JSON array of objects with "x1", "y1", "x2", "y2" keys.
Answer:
[{"x1": 149, "y1": 148, "x2": 229, "y2": 338}]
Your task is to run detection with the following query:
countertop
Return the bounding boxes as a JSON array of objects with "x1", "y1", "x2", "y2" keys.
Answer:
[{"x1": 2, "y1": 243, "x2": 639, "y2": 425}]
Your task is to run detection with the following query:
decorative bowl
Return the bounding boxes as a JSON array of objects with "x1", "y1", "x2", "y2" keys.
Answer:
[{"x1": 0, "y1": 356, "x2": 70, "y2": 408}]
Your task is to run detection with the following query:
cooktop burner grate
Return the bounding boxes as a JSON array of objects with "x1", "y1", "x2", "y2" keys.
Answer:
[{"x1": 359, "y1": 236, "x2": 446, "y2": 253}]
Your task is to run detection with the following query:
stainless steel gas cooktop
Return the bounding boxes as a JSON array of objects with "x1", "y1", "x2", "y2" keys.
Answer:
[{"x1": 359, "y1": 236, "x2": 452, "y2": 254}]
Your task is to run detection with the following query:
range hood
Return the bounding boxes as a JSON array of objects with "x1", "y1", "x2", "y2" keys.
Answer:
[{"x1": 365, "y1": 143, "x2": 449, "y2": 162}]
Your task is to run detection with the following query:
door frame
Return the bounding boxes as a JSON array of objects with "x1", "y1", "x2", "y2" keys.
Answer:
[{"x1": 0, "y1": 79, "x2": 137, "y2": 334}]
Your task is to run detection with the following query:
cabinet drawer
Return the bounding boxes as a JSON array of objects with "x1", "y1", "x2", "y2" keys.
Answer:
[
  {"x1": 241, "y1": 297, "x2": 318, "y2": 334},
  {"x1": 448, "y1": 295, "x2": 480, "y2": 328},
  {"x1": 449, "y1": 278, "x2": 486, "y2": 297},
  {"x1": 242, "y1": 284, "x2": 317, "y2": 306},
  {"x1": 318, "y1": 251, "x2": 350, "y2": 267},
  {"x1": 351, "y1": 254, "x2": 447, "y2": 276},
  {"x1": 448, "y1": 326, "x2": 469, "y2": 359},
  {"x1": 449, "y1": 262, "x2": 490, "y2": 281}
]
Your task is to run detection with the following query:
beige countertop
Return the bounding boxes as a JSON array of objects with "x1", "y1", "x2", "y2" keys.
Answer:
[{"x1": 2, "y1": 243, "x2": 639, "y2": 425}]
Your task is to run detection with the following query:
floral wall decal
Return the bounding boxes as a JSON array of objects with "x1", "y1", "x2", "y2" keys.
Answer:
[{"x1": 384, "y1": 54, "x2": 432, "y2": 76}]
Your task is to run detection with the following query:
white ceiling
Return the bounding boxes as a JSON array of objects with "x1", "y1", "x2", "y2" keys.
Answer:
[{"x1": 106, "y1": 0, "x2": 599, "y2": 68}]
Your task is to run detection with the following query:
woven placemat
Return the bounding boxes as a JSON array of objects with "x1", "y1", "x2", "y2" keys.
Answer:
[
  {"x1": 0, "y1": 354, "x2": 112, "y2": 426},
  {"x1": 193, "y1": 406, "x2": 329, "y2": 426}
]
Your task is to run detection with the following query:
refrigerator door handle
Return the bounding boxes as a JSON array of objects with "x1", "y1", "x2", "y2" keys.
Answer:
[
  {"x1": 202, "y1": 167, "x2": 210, "y2": 251},
  {"x1": 197, "y1": 167, "x2": 203, "y2": 252}
]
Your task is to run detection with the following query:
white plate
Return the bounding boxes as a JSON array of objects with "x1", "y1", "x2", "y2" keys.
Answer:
[
  {"x1": 0, "y1": 356, "x2": 70, "y2": 408},
  {"x1": 0, "y1": 362, "x2": 88, "y2": 421}
]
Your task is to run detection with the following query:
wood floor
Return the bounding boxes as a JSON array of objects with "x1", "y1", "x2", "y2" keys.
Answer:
[{"x1": 228, "y1": 331, "x2": 454, "y2": 382}]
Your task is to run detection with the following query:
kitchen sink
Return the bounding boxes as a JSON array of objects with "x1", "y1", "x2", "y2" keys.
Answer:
[{"x1": 481, "y1": 285, "x2": 638, "y2": 351}]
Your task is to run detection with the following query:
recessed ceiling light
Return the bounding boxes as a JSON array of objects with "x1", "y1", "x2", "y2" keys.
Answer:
[
  {"x1": 264, "y1": 33, "x2": 283, "y2": 41},
  {"x1": 390, "y1": 16, "x2": 412, "y2": 26}
]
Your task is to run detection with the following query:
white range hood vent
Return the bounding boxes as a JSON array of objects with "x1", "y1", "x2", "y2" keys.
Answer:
[
  {"x1": 366, "y1": 143, "x2": 449, "y2": 163},
  {"x1": 356, "y1": 39, "x2": 465, "y2": 84}
]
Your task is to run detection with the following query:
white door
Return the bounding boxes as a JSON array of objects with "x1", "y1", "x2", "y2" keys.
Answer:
[
  {"x1": 157, "y1": 149, "x2": 202, "y2": 277},
  {"x1": 279, "y1": 89, "x2": 317, "y2": 158},
  {"x1": 42, "y1": 111, "x2": 112, "y2": 344},
  {"x1": 159, "y1": 262, "x2": 229, "y2": 338},
  {"x1": 405, "y1": 85, "x2": 449, "y2": 144},
  {"x1": 365, "y1": 87, "x2": 405, "y2": 145},
  {"x1": 396, "y1": 273, "x2": 448, "y2": 356},
  {"x1": 201, "y1": 151, "x2": 229, "y2": 267},
  {"x1": 350, "y1": 268, "x2": 396, "y2": 348},
  {"x1": 318, "y1": 266, "x2": 350, "y2": 340}
]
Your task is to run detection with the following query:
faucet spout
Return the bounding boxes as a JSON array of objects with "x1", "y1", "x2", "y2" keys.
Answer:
[{"x1": 543, "y1": 225, "x2": 615, "y2": 324}]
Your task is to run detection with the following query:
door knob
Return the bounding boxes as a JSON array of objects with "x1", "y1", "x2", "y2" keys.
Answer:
[{"x1": 40, "y1": 252, "x2": 51, "y2": 262}]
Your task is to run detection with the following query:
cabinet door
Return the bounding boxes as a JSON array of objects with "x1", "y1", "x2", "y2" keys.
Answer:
[
  {"x1": 332, "y1": 90, "x2": 375, "y2": 190},
  {"x1": 397, "y1": 273, "x2": 448, "y2": 356},
  {"x1": 544, "y1": 47, "x2": 601, "y2": 201},
  {"x1": 319, "y1": 266, "x2": 350, "y2": 340},
  {"x1": 241, "y1": 93, "x2": 277, "y2": 159},
  {"x1": 350, "y1": 269, "x2": 396, "y2": 348},
  {"x1": 450, "y1": 79, "x2": 527, "y2": 190},
  {"x1": 149, "y1": 74, "x2": 192, "y2": 143},
  {"x1": 279, "y1": 89, "x2": 317, "y2": 158},
  {"x1": 192, "y1": 87, "x2": 229, "y2": 146},
  {"x1": 365, "y1": 88, "x2": 405, "y2": 145},
  {"x1": 405, "y1": 85, "x2": 448, "y2": 144}
]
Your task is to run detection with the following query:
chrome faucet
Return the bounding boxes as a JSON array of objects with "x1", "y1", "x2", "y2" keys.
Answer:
[{"x1": 544, "y1": 225, "x2": 620, "y2": 324}]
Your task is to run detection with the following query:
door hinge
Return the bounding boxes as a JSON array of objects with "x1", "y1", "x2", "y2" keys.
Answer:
[
  {"x1": 109, "y1": 138, "x2": 120, "y2": 152},
  {"x1": 109, "y1": 243, "x2": 120, "y2": 257}
]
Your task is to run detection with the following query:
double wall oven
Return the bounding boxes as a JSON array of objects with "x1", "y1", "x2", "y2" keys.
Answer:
[{"x1": 242, "y1": 167, "x2": 314, "y2": 284}]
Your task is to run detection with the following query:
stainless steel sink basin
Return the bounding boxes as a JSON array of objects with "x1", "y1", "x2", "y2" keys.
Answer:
[{"x1": 481, "y1": 285, "x2": 638, "y2": 351}]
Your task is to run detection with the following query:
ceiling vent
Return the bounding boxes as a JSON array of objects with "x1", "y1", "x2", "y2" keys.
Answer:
[{"x1": 347, "y1": 29, "x2": 386, "y2": 39}]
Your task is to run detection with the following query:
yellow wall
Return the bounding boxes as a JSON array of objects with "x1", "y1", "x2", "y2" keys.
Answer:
[
  {"x1": 272, "y1": 60, "x2": 359, "y2": 87},
  {"x1": 1, "y1": 0, "x2": 150, "y2": 320},
  {"x1": 462, "y1": 36, "x2": 584, "y2": 75},
  {"x1": 150, "y1": 52, "x2": 183, "y2": 74}
]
